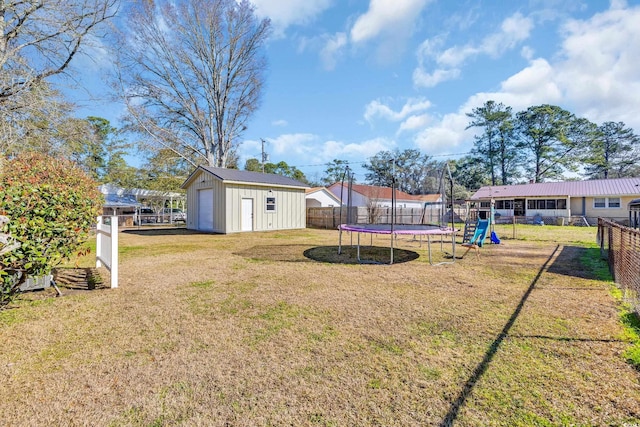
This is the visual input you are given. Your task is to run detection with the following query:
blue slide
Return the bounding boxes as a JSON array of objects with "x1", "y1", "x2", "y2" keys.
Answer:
[{"x1": 469, "y1": 219, "x2": 490, "y2": 247}]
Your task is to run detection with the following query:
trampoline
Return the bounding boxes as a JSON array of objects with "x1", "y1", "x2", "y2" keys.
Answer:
[{"x1": 338, "y1": 223, "x2": 457, "y2": 265}]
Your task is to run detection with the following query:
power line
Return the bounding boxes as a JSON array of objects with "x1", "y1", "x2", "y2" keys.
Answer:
[{"x1": 287, "y1": 151, "x2": 472, "y2": 170}]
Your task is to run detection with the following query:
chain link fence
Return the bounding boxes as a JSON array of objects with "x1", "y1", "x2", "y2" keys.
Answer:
[{"x1": 598, "y1": 218, "x2": 640, "y2": 314}]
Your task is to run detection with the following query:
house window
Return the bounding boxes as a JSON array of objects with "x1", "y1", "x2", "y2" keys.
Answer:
[
  {"x1": 608, "y1": 197, "x2": 621, "y2": 208},
  {"x1": 526, "y1": 199, "x2": 567, "y2": 210},
  {"x1": 593, "y1": 198, "x2": 606, "y2": 208},
  {"x1": 266, "y1": 196, "x2": 276, "y2": 212},
  {"x1": 495, "y1": 200, "x2": 514, "y2": 210},
  {"x1": 480, "y1": 201, "x2": 490, "y2": 208}
]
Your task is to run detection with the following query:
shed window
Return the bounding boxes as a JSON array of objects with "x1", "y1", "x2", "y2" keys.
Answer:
[
  {"x1": 546, "y1": 200, "x2": 556, "y2": 209},
  {"x1": 557, "y1": 199, "x2": 567, "y2": 209},
  {"x1": 594, "y1": 198, "x2": 606, "y2": 208},
  {"x1": 480, "y1": 201, "x2": 490, "y2": 208},
  {"x1": 608, "y1": 197, "x2": 621, "y2": 208},
  {"x1": 266, "y1": 196, "x2": 276, "y2": 212}
]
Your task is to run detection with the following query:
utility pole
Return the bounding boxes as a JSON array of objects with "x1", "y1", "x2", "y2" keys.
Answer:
[{"x1": 260, "y1": 138, "x2": 268, "y2": 173}]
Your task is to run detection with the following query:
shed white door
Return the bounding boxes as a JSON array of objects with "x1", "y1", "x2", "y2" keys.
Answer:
[
  {"x1": 198, "y1": 189, "x2": 214, "y2": 231},
  {"x1": 241, "y1": 198, "x2": 253, "y2": 231}
]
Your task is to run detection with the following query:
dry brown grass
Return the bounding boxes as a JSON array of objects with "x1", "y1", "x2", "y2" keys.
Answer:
[{"x1": 1, "y1": 225, "x2": 639, "y2": 426}]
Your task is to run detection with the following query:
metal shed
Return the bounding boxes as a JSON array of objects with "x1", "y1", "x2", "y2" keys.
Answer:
[{"x1": 181, "y1": 166, "x2": 308, "y2": 234}]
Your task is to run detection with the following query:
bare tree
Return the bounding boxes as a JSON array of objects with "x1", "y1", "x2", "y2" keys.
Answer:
[
  {"x1": 115, "y1": 0, "x2": 271, "y2": 168},
  {"x1": 0, "y1": 0, "x2": 118, "y2": 103},
  {"x1": 0, "y1": 0, "x2": 118, "y2": 155}
]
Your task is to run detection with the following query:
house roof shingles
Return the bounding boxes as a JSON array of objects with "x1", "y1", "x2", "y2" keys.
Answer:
[
  {"x1": 183, "y1": 166, "x2": 309, "y2": 189},
  {"x1": 470, "y1": 177, "x2": 640, "y2": 200}
]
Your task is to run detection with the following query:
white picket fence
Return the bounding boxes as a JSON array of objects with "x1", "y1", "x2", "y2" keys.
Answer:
[{"x1": 96, "y1": 216, "x2": 118, "y2": 288}]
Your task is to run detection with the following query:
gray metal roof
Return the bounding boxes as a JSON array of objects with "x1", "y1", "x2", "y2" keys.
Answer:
[
  {"x1": 183, "y1": 166, "x2": 309, "y2": 189},
  {"x1": 470, "y1": 177, "x2": 640, "y2": 200}
]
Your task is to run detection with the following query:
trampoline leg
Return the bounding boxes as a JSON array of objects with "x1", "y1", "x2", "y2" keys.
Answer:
[
  {"x1": 357, "y1": 232, "x2": 361, "y2": 262},
  {"x1": 427, "y1": 235, "x2": 432, "y2": 265},
  {"x1": 390, "y1": 233, "x2": 394, "y2": 265},
  {"x1": 338, "y1": 228, "x2": 343, "y2": 254}
]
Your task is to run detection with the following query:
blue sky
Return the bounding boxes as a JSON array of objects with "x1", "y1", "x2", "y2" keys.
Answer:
[{"x1": 67, "y1": 0, "x2": 640, "y2": 183}]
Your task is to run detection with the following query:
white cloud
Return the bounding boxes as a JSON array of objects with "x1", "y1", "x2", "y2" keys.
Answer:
[
  {"x1": 553, "y1": 4, "x2": 640, "y2": 127},
  {"x1": 267, "y1": 133, "x2": 318, "y2": 156},
  {"x1": 271, "y1": 119, "x2": 288, "y2": 127},
  {"x1": 398, "y1": 114, "x2": 433, "y2": 133},
  {"x1": 481, "y1": 12, "x2": 534, "y2": 57},
  {"x1": 250, "y1": 0, "x2": 333, "y2": 36},
  {"x1": 319, "y1": 32, "x2": 347, "y2": 70},
  {"x1": 413, "y1": 112, "x2": 472, "y2": 154},
  {"x1": 413, "y1": 12, "x2": 534, "y2": 88},
  {"x1": 364, "y1": 97, "x2": 432, "y2": 123},
  {"x1": 436, "y1": 45, "x2": 478, "y2": 68},
  {"x1": 520, "y1": 45, "x2": 535, "y2": 60},
  {"x1": 350, "y1": 0, "x2": 431, "y2": 43},
  {"x1": 412, "y1": 67, "x2": 461, "y2": 88},
  {"x1": 499, "y1": 58, "x2": 563, "y2": 106},
  {"x1": 322, "y1": 137, "x2": 393, "y2": 159},
  {"x1": 411, "y1": 2, "x2": 640, "y2": 157}
]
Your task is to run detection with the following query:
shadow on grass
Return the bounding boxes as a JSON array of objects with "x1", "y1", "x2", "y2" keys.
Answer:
[
  {"x1": 508, "y1": 334, "x2": 627, "y2": 343},
  {"x1": 234, "y1": 245, "x2": 420, "y2": 264},
  {"x1": 122, "y1": 227, "x2": 202, "y2": 236},
  {"x1": 304, "y1": 245, "x2": 420, "y2": 264},
  {"x1": 546, "y1": 245, "x2": 606, "y2": 279},
  {"x1": 439, "y1": 244, "x2": 560, "y2": 427},
  {"x1": 53, "y1": 267, "x2": 110, "y2": 291}
]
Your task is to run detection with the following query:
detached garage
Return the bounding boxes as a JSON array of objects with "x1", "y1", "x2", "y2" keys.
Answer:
[{"x1": 181, "y1": 166, "x2": 309, "y2": 234}]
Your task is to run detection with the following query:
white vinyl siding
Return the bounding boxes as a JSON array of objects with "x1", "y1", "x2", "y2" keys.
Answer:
[
  {"x1": 226, "y1": 184, "x2": 305, "y2": 233},
  {"x1": 183, "y1": 169, "x2": 306, "y2": 233}
]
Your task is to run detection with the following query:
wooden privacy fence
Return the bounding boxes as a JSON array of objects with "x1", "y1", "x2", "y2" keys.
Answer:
[
  {"x1": 598, "y1": 218, "x2": 640, "y2": 313},
  {"x1": 307, "y1": 206, "x2": 466, "y2": 229}
]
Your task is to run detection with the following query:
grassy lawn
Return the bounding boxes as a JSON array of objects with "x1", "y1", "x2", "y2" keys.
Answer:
[{"x1": 1, "y1": 225, "x2": 639, "y2": 426}]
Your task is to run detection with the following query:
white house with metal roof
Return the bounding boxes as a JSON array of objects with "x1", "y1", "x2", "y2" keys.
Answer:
[
  {"x1": 327, "y1": 183, "x2": 432, "y2": 209},
  {"x1": 181, "y1": 166, "x2": 309, "y2": 233},
  {"x1": 469, "y1": 177, "x2": 640, "y2": 225},
  {"x1": 305, "y1": 187, "x2": 342, "y2": 208}
]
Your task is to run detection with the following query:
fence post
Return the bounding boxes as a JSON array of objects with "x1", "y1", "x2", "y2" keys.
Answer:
[
  {"x1": 96, "y1": 216, "x2": 104, "y2": 268},
  {"x1": 96, "y1": 215, "x2": 119, "y2": 289},
  {"x1": 110, "y1": 216, "x2": 118, "y2": 289}
]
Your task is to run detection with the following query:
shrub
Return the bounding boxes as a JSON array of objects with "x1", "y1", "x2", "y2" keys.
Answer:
[{"x1": 0, "y1": 152, "x2": 103, "y2": 307}]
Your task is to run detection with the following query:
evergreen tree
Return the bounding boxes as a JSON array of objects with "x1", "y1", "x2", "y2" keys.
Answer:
[
  {"x1": 583, "y1": 121, "x2": 640, "y2": 179},
  {"x1": 515, "y1": 104, "x2": 588, "y2": 183},
  {"x1": 466, "y1": 100, "x2": 520, "y2": 185}
]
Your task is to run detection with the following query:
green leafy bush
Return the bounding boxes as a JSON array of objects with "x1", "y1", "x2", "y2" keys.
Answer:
[{"x1": 0, "y1": 153, "x2": 103, "y2": 307}]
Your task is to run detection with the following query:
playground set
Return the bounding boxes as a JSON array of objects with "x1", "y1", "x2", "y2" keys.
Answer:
[{"x1": 460, "y1": 201, "x2": 501, "y2": 257}]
